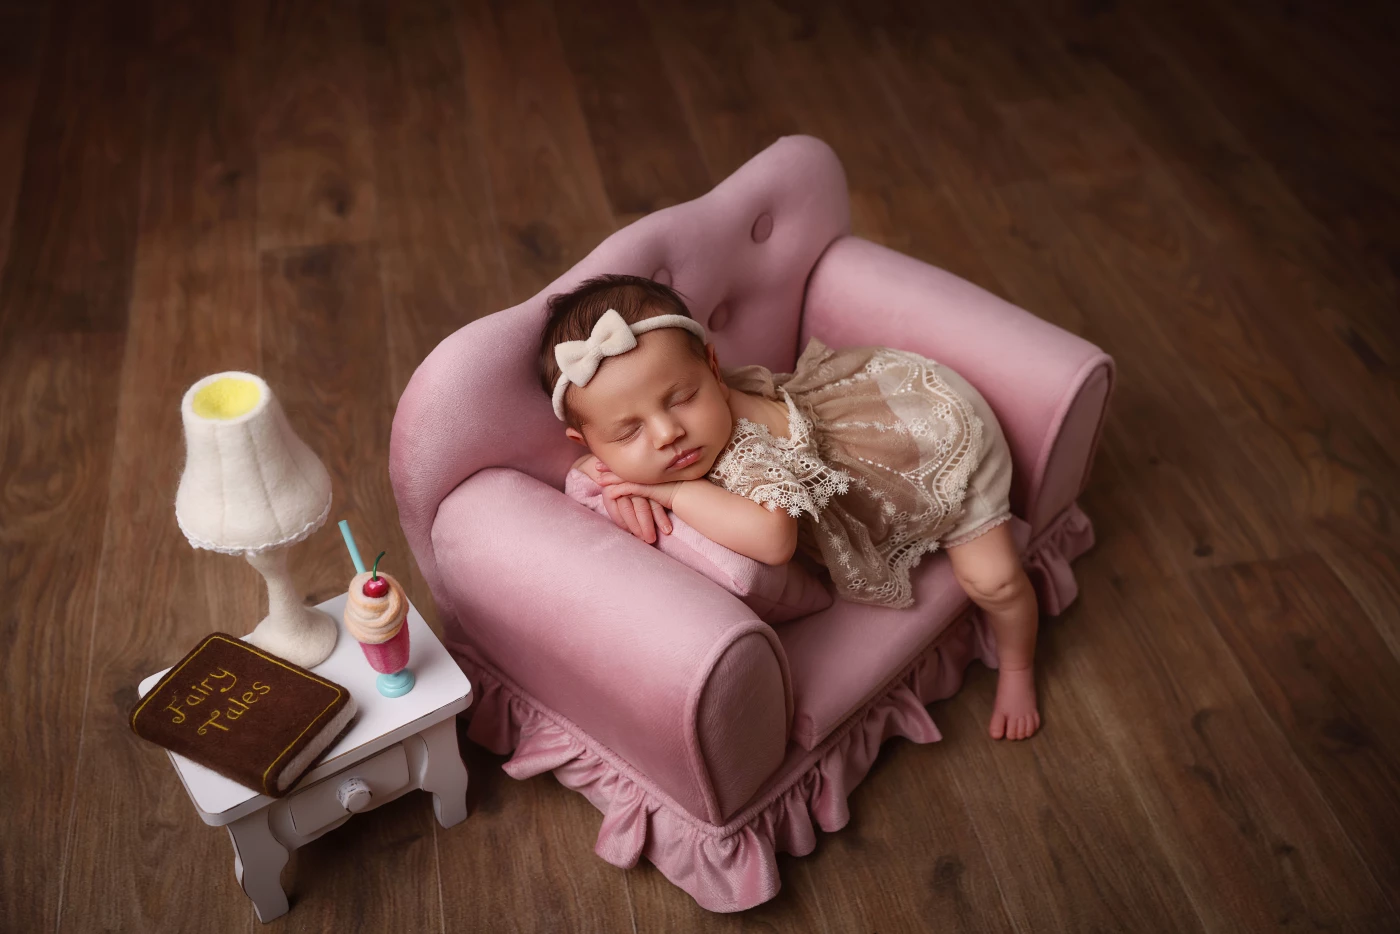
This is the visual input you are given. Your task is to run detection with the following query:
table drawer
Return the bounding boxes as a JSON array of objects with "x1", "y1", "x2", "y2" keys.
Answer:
[{"x1": 288, "y1": 743, "x2": 411, "y2": 834}]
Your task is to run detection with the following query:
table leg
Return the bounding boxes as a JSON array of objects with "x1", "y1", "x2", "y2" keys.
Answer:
[
  {"x1": 227, "y1": 809, "x2": 290, "y2": 923},
  {"x1": 417, "y1": 717, "x2": 469, "y2": 827}
]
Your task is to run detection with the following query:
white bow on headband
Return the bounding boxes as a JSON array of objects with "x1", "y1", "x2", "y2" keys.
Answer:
[{"x1": 552, "y1": 308, "x2": 707, "y2": 421}]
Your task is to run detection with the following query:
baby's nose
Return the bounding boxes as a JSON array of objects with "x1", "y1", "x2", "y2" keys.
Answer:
[{"x1": 654, "y1": 418, "x2": 684, "y2": 445}]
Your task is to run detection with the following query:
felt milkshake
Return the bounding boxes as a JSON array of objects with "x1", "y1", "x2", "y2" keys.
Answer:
[
  {"x1": 339, "y1": 538, "x2": 416, "y2": 697},
  {"x1": 345, "y1": 570, "x2": 410, "y2": 668}
]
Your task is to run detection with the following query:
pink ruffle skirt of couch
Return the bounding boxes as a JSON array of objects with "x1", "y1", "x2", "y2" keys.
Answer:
[{"x1": 445, "y1": 504, "x2": 1095, "y2": 912}]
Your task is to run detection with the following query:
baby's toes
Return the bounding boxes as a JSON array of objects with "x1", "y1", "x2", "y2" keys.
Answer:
[{"x1": 989, "y1": 710, "x2": 1008, "y2": 739}]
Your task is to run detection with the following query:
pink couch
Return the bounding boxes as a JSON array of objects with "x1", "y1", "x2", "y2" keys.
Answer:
[{"x1": 390, "y1": 136, "x2": 1115, "y2": 911}]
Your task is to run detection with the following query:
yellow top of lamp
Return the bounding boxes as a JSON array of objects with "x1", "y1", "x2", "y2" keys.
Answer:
[{"x1": 191, "y1": 376, "x2": 262, "y2": 420}]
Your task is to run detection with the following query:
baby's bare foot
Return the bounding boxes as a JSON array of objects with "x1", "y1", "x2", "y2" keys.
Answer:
[{"x1": 989, "y1": 666, "x2": 1041, "y2": 740}]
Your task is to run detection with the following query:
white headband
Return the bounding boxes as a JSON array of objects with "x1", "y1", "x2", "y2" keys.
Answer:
[{"x1": 552, "y1": 308, "x2": 707, "y2": 421}]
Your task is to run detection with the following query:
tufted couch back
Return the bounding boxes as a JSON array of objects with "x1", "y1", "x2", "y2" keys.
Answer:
[{"x1": 391, "y1": 136, "x2": 852, "y2": 618}]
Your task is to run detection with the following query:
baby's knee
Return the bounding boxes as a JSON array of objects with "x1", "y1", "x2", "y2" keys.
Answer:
[{"x1": 955, "y1": 566, "x2": 1031, "y2": 608}]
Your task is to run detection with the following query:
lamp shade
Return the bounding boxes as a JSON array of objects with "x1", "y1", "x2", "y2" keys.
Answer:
[{"x1": 175, "y1": 372, "x2": 333, "y2": 555}]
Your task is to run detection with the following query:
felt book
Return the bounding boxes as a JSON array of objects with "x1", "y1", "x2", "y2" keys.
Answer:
[{"x1": 131, "y1": 632, "x2": 358, "y2": 797}]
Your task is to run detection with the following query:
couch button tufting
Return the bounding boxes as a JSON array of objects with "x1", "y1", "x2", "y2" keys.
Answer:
[
  {"x1": 751, "y1": 213, "x2": 773, "y2": 243},
  {"x1": 651, "y1": 267, "x2": 672, "y2": 286},
  {"x1": 709, "y1": 302, "x2": 732, "y2": 331}
]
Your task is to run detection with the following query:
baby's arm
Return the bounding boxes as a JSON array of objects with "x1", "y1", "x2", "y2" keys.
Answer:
[
  {"x1": 594, "y1": 471, "x2": 797, "y2": 564},
  {"x1": 672, "y1": 480, "x2": 798, "y2": 566}
]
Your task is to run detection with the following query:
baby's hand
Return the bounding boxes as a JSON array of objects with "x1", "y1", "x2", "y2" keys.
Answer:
[{"x1": 597, "y1": 470, "x2": 678, "y2": 544}]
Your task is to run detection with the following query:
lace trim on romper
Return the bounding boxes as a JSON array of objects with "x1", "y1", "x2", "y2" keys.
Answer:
[
  {"x1": 707, "y1": 392, "x2": 853, "y2": 520},
  {"x1": 710, "y1": 341, "x2": 988, "y2": 610}
]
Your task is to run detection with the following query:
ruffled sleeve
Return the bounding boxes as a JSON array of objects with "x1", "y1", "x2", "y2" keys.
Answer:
[{"x1": 707, "y1": 393, "x2": 852, "y2": 520}]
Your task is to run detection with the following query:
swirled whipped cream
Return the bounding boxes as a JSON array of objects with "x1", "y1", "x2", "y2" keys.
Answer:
[{"x1": 344, "y1": 571, "x2": 406, "y2": 644}]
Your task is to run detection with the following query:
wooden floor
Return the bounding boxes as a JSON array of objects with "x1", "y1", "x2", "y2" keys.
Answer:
[{"x1": 2, "y1": 0, "x2": 1398, "y2": 930}]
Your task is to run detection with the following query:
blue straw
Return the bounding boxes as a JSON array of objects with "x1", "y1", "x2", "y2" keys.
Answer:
[{"x1": 338, "y1": 520, "x2": 367, "y2": 574}]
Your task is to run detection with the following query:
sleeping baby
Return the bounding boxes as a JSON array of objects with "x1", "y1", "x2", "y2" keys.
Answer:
[{"x1": 538, "y1": 274, "x2": 1041, "y2": 741}]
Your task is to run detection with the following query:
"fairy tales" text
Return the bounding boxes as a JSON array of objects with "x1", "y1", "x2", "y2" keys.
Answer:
[{"x1": 163, "y1": 667, "x2": 272, "y2": 736}]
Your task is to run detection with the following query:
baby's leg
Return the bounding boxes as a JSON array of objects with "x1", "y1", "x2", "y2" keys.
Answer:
[{"x1": 945, "y1": 522, "x2": 1041, "y2": 740}]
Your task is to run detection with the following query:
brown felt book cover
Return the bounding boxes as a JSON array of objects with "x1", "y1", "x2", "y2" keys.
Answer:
[{"x1": 131, "y1": 632, "x2": 358, "y2": 797}]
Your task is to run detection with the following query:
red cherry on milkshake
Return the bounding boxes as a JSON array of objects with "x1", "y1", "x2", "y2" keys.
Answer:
[{"x1": 362, "y1": 551, "x2": 390, "y2": 598}]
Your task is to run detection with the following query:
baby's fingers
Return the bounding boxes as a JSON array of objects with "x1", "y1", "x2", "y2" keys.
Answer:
[
  {"x1": 632, "y1": 495, "x2": 656, "y2": 544},
  {"x1": 650, "y1": 499, "x2": 672, "y2": 535},
  {"x1": 613, "y1": 494, "x2": 644, "y2": 539},
  {"x1": 601, "y1": 492, "x2": 630, "y2": 532},
  {"x1": 603, "y1": 481, "x2": 644, "y2": 500}
]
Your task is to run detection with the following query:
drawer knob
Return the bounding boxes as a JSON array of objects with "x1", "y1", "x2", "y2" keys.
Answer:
[{"x1": 336, "y1": 777, "x2": 373, "y2": 813}]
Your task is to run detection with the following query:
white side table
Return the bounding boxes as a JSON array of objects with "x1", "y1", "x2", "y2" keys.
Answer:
[{"x1": 137, "y1": 593, "x2": 472, "y2": 922}]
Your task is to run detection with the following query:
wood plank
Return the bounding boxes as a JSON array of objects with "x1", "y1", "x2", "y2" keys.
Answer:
[
  {"x1": 1, "y1": 340, "x2": 130, "y2": 934},
  {"x1": 257, "y1": 241, "x2": 441, "y2": 929},
  {"x1": 935, "y1": 622, "x2": 1206, "y2": 933},
  {"x1": 1016, "y1": 0, "x2": 1400, "y2": 426},
  {"x1": 641, "y1": 0, "x2": 800, "y2": 182},
  {"x1": 0, "y1": 0, "x2": 147, "y2": 930},
  {"x1": 743, "y1": 0, "x2": 932, "y2": 194},
  {"x1": 553, "y1": 0, "x2": 711, "y2": 224},
  {"x1": 441, "y1": 731, "x2": 637, "y2": 932},
  {"x1": 1047, "y1": 1, "x2": 1400, "y2": 374},
  {"x1": 54, "y1": 3, "x2": 258, "y2": 930},
  {"x1": 255, "y1": 0, "x2": 377, "y2": 251},
  {"x1": 1315, "y1": 541, "x2": 1400, "y2": 664},
  {"x1": 1000, "y1": 1, "x2": 1400, "y2": 557},
  {"x1": 1062, "y1": 452, "x2": 1397, "y2": 931},
  {"x1": 796, "y1": 740, "x2": 1014, "y2": 934},
  {"x1": 455, "y1": 0, "x2": 615, "y2": 302},
  {"x1": 1044, "y1": 165, "x2": 1399, "y2": 538},
  {"x1": 1190, "y1": 553, "x2": 1400, "y2": 907},
  {"x1": 0, "y1": 0, "x2": 47, "y2": 278},
  {"x1": 0, "y1": 0, "x2": 148, "y2": 339},
  {"x1": 1145, "y1": 0, "x2": 1400, "y2": 271}
]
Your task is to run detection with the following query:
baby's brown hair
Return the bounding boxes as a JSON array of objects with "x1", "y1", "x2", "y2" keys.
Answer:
[{"x1": 538, "y1": 274, "x2": 708, "y2": 428}]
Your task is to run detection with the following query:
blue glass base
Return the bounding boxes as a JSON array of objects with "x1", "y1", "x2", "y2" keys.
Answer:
[{"x1": 377, "y1": 669, "x2": 415, "y2": 697}]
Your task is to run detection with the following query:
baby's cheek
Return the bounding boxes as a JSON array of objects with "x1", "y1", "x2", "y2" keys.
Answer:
[{"x1": 701, "y1": 395, "x2": 734, "y2": 436}]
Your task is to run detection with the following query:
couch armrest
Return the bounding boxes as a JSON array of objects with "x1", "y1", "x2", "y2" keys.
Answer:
[
  {"x1": 431, "y1": 467, "x2": 793, "y2": 824},
  {"x1": 801, "y1": 236, "x2": 1116, "y2": 531}
]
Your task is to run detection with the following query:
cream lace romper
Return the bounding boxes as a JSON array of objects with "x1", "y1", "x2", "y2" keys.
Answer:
[{"x1": 707, "y1": 338, "x2": 1014, "y2": 609}]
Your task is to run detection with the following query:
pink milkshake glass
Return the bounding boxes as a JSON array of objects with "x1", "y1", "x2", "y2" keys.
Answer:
[{"x1": 344, "y1": 570, "x2": 415, "y2": 697}]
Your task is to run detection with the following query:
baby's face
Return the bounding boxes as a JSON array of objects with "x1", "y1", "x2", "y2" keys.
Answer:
[{"x1": 564, "y1": 329, "x2": 733, "y2": 485}]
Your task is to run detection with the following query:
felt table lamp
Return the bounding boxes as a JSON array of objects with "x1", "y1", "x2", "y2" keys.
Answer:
[{"x1": 175, "y1": 372, "x2": 338, "y2": 668}]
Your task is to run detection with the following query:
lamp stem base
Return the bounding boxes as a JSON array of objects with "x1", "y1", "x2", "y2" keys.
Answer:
[
  {"x1": 246, "y1": 607, "x2": 338, "y2": 669},
  {"x1": 245, "y1": 547, "x2": 339, "y2": 668}
]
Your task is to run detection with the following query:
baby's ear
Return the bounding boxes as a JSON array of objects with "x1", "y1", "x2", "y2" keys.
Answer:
[
  {"x1": 565, "y1": 427, "x2": 587, "y2": 447},
  {"x1": 706, "y1": 343, "x2": 730, "y2": 397}
]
